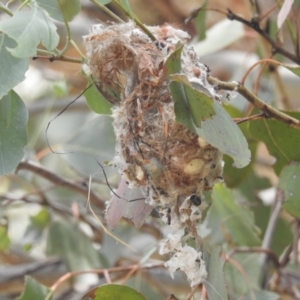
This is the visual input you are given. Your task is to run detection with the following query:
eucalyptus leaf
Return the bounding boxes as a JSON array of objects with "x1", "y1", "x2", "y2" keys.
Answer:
[
  {"x1": 203, "y1": 246, "x2": 228, "y2": 300},
  {"x1": 224, "y1": 253, "x2": 261, "y2": 296},
  {"x1": 249, "y1": 112, "x2": 300, "y2": 175},
  {"x1": 46, "y1": 219, "x2": 104, "y2": 271},
  {"x1": 16, "y1": 276, "x2": 50, "y2": 300},
  {"x1": 37, "y1": 0, "x2": 81, "y2": 22},
  {"x1": 279, "y1": 162, "x2": 300, "y2": 219},
  {"x1": 245, "y1": 289, "x2": 280, "y2": 300},
  {"x1": 165, "y1": 45, "x2": 197, "y2": 132},
  {"x1": 204, "y1": 183, "x2": 261, "y2": 246},
  {"x1": 194, "y1": 1, "x2": 207, "y2": 41},
  {"x1": 94, "y1": 284, "x2": 148, "y2": 300},
  {"x1": 0, "y1": 225, "x2": 10, "y2": 251},
  {"x1": 196, "y1": 101, "x2": 251, "y2": 168},
  {"x1": 252, "y1": 203, "x2": 293, "y2": 256},
  {"x1": 96, "y1": 0, "x2": 111, "y2": 5},
  {"x1": 170, "y1": 74, "x2": 215, "y2": 127},
  {"x1": 0, "y1": 34, "x2": 28, "y2": 99},
  {"x1": 194, "y1": 19, "x2": 245, "y2": 56},
  {"x1": 0, "y1": 90, "x2": 28, "y2": 176},
  {"x1": 223, "y1": 105, "x2": 257, "y2": 187},
  {"x1": 84, "y1": 79, "x2": 113, "y2": 115},
  {"x1": 117, "y1": 0, "x2": 133, "y2": 14},
  {"x1": 0, "y1": 2, "x2": 59, "y2": 57}
]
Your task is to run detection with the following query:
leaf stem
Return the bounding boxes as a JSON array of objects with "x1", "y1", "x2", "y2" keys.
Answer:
[
  {"x1": 209, "y1": 76, "x2": 300, "y2": 130},
  {"x1": 90, "y1": 0, "x2": 124, "y2": 23},
  {"x1": 56, "y1": 2, "x2": 72, "y2": 57},
  {"x1": 70, "y1": 39, "x2": 86, "y2": 59},
  {"x1": 111, "y1": 0, "x2": 156, "y2": 41},
  {"x1": 18, "y1": 0, "x2": 30, "y2": 10},
  {"x1": 44, "y1": 262, "x2": 164, "y2": 300},
  {"x1": 0, "y1": 3, "x2": 13, "y2": 16}
]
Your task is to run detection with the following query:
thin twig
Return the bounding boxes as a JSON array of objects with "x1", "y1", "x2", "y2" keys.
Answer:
[
  {"x1": 259, "y1": 189, "x2": 284, "y2": 287},
  {"x1": 111, "y1": 0, "x2": 156, "y2": 41},
  {"x1": 225, "y1": 9, "x2": 300, "y2": 64},
  {"x1": 90, "y1": 0, "x2": 124, "y2": 23},
  {"x1": 45, "y1": 263, "x2": 164, "y2": 300},
  {"x1": 33, "y1": 54, "x2": 82, "y2": 64},
  {"x1": 2, "y1": 194, "x2": 104, "y2": 241},
  {"x1": 16, "y1": 160, "x2": 105, "y2": 210},
  {"x1": 209, "y1": 77, "x2": 300, "y2": 130},
  {"x1": 293, "y1": 220, "x2": 300, "y2": 264},
  {"x1": 227, "y1": 247, "x2": 280, "y2": 268},
  {"x1": 234, "y1": 113, "x2": 266, "y2": 124}
]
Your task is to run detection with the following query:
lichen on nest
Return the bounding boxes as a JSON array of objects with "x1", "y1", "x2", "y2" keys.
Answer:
[{"x1": 83, "y1": 21, "x2": 224, "y2": 286}]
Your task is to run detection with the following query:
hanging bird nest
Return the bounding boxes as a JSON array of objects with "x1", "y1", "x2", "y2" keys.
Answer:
[{"x1": 83, "y1": 22, "x2": 223, "y2": 230}]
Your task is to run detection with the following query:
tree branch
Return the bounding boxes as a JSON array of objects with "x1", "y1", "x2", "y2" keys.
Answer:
[
  {"x1": 17, "y1": 160, "x2": 105, "y2": 210},
  {"x1": 225, "y1": 9, "x2": 300, "y2": 64},
  {"x1": 209, "y1": 76, "x2": 300, "y2": 130}
]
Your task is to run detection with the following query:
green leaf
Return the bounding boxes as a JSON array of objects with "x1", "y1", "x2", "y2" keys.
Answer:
[
  {"x1": 205, "y1": 183, "x2": 261, "y2": 246},
  {"x1": 203, "y1": 246, "x2": 228, "y2": 300},
  {"x1": 84, "y1": 79, "x2": 113, "y2": 115},
  {"x1": 0, "y1": 225, "x2": 10, "y2": 251},
  {"x1": 94, "y1": 284, "x2": 148, "y2": 300},
  {"x1": 249, "y1": 112, "x2": 300, "y2": 175},
  {"x1": 37, "y1": 0, "x2": 81, "y2": 22},
  {"x1": 22, "y1": 208, "x2": 50, "y2": 249},
  {"x1": 165, "y1": 45, "x2": 197, "y2": 132},
  {"x1": 224, "y1": 253, "x2": 261, "y2": 296},
  {"x1": 0, "y1": 34, "x2": 28, "y2": 99},
  {"x1": 194, "y1": 1, "x2": 207, "y2": 41},
  {"x1": 16, "y1": 276, "x2": 50, "y2": 300},
  {"x1": 0, "y1": 90, "x2": 28, "y2": 176},
  {"x1": 223, "y1": 106, "x2": 257, "y2": 187},
  {"x1": 117, "y1": 0, "x2": 133, "y2": 14},
  {"x1": 46, "y1": 219, "x2": 104, "y2": 271},
  {"x1": 170, "y1": 74, "x2": 215, "y2": 127},
  {"x1": 165, "y1": 49, "x2": 250, "y2": 168},
  {"x1": 196, "y1": 101, "x2": 251, "y2": 168},
  {"x1": 96, "y1": 0, "x2": 111, "y2": 5},
  {"x1": 279, "y1": 162, "x2": 300, "y2": 219},
  {"x1": 281, "y1": 64, "x2": 300, "y2": 77},
  {"x1": 245, "y1": 289, "x2": 280, "y2": 300},
  {"x1": 0, "y1": 2, "x2": 59, "y2": 57},
  {"x1": 194, "y1": 19, "x2": 245, "y2": 56},
  {"x1": 63, "y1": 115, "x2": 116, "y2": 180},
  {"x1": 253, "y1": 204, "x2": 293, "y2": 256}
]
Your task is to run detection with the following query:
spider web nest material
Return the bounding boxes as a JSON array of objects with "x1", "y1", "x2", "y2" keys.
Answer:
[{"x1": 83, "y1": 22, "x2": 224, "y2": 286}]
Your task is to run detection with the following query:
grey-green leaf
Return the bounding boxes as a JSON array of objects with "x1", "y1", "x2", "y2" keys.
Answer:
[
  {"x1": 165, "y1": 45, "x2": 197, "y2": 132},
  {"x1": 278, "y1": 161, "x2": 300, "y2": 219},
  {"x1": 94, "y1": 284, "x2": 148, "y2": 300},
  {"x1": 0, "y1": 90, "x2": 28, "y2": 176},
  {"x1": 37, "y1": 0, "x2": 81, "y2": 22},
  {"x1": 170, "y1": 74, "x2": 215, "y2": 127},
  {"x1": 204, "y1": 183, "x2": 261, "y2": 246},
  {"x1": 0, "y1": 2, "x2": 59, "y2": 58},
  {"x1": 196, "y1": 101, "x2": 251, "y2": 168},
  {"x1": 16, "y1": 276, "x2": 50, "y2": 300},
  {"x1": 203, "y1": 246, "x2": 228, "y2": 300},
  {"x1": 0, "y1": 34, "x2": 28, "y2": 99},
  {"x1": 84, "y1": 79, "x2": 113, "y2": 115},
  {"x1": 46, "y1": 219, "x2": 104, "y2": 271}
]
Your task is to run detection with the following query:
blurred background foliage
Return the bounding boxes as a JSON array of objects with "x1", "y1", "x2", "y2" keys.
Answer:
[{"x1": 1, "y1": 0, "x2": 300, "y2": 299}]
